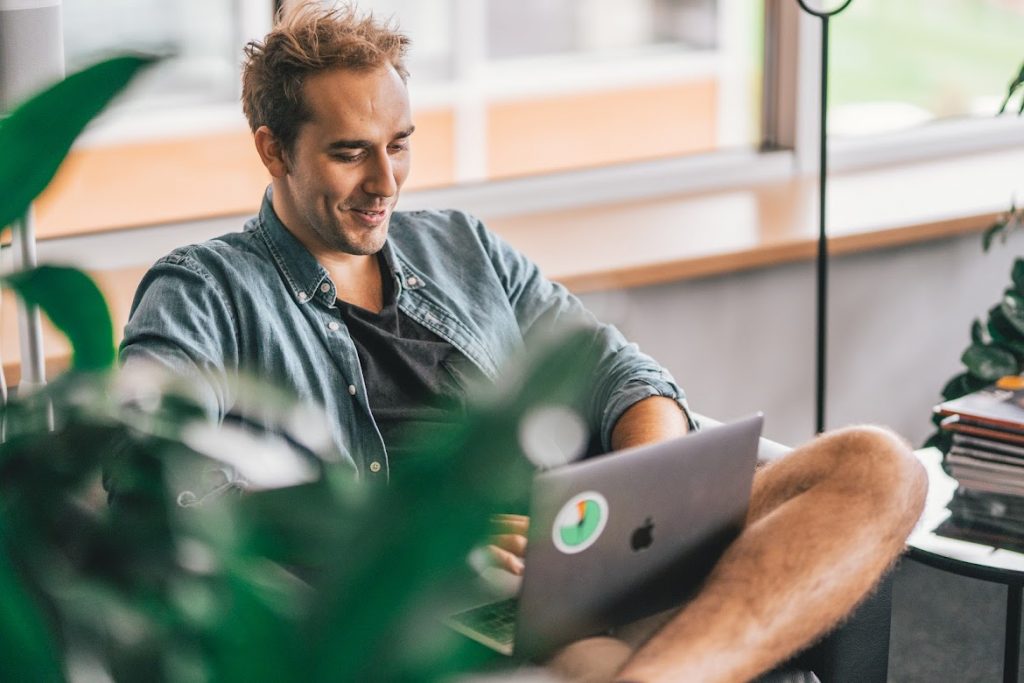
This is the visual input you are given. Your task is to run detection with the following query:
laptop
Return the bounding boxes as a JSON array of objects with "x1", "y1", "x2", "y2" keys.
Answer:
[{"x1": 446, "y1": 413, "x2": 763, "y2": 660}]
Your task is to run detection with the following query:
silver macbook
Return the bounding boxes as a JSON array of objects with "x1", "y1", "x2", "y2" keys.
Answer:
[{"x1": 446, "y1": 413, "x2": 763, "y2": 660}]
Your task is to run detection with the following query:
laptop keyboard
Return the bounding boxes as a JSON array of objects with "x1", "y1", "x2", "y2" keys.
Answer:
[{"x1": 448, "y1": 597, "x2": 519, "y2": 647}]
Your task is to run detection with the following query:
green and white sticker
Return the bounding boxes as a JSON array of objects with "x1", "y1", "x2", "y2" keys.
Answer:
[{"x1": 552, "y1": 491, "x2": 609, "y2": 554}]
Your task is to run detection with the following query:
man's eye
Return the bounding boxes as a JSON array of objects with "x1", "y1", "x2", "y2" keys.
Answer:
[
  {"x1": 331, "y1": 152, "x2": 363, "y2": 163},
  {"x1": 388, "y1": 143, "x2": 408, "y2": 154}
]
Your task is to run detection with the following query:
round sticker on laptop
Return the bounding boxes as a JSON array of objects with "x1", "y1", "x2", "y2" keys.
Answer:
[{"x1": 552, "y1": 491, "x2": 609, "y2": 554}]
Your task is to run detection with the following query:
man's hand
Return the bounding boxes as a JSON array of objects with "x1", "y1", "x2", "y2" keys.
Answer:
[{"x1": 487, "y1": 513, "x2": 529, "y2": 576}]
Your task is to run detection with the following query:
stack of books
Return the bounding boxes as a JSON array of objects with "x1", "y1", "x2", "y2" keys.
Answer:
[{"x1": 936, "y1": 378, "x2": 1024, "y2": 540}]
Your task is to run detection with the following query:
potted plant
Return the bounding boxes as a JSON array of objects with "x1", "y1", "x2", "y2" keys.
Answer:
[
  {"x1": 0, "y1": 57, "x2": 596, "y2": 681},
  {"x1": 925, "y1": 61, "x2": 1024, "y2": 453}
]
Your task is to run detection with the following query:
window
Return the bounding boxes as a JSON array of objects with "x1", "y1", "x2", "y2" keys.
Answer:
[
  {"x1": 829, "y1": 0, "x2": 1024, "y2": 137},
  {"x1": 362, "y1": 0, "x2": 764, "y2": 187},
  {"x1": 21, "y1": 0, "x2": 1024, "y2": 236},
  {"x1": 62, "y1": 0, "x2": 266, "y2": 110}
]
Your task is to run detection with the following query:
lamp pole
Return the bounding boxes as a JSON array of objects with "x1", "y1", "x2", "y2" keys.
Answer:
[
  {"x1": 792, "y1": 0, "x2": 852, "y2": 435},
  {"x1": 0, "y1": 0, "x2": 64, "y2": 400}
]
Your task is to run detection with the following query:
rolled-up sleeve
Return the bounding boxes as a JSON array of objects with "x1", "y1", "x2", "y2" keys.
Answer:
[{"x1": 470, "y1": 215, "x2": 695, "y2": 451}]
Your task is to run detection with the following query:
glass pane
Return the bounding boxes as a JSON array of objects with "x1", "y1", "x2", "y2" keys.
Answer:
[
  {"x1": 487, "y1": 0, "x2": 720, "y2": 59},
  {"x1": 62, "y1": 0, "x2": 241, "y2": 109},
  {"x1": 830, "y1": 0, "x2": 1024, "y2": 137},
  {"x1": 363, "y1": 0, "x2": 763, "y2": 187},
  {"x1": 361, "y1": 0, "x2": 454, "y2": 81}
]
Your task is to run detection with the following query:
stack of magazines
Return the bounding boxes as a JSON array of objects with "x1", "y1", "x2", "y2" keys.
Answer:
[{"x1": 936, "y1": 379, "x2": 1024, "y2": 540}]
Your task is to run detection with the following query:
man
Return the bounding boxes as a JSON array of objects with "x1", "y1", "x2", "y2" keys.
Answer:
[{"x1": 119, "y1": 5, "x2": 927, "y2": 682}]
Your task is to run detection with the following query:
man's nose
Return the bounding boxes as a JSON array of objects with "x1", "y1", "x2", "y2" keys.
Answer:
[{"x1": 362, "y1": 150, "x2": 398, "y2": 198}]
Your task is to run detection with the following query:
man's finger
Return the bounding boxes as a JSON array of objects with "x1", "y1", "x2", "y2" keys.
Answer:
[
  {"x1": 487, "y1": 544, "x2": 525, "y2": 576},
  {"x1": 489, "y1": 532, "x2": 528, "y2": 558},
  {"x1": 491, "y1": 514, "x2": 529, "y2": 535}
]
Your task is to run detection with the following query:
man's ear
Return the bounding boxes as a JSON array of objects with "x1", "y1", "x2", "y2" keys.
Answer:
[{"x1": 254, "y1": 125, "x2": 290, "y2": 178}]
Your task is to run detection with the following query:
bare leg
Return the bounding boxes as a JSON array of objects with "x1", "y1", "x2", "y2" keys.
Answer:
[{"x1": 606, "y1": 425, "x2": 927, "y2": 683}]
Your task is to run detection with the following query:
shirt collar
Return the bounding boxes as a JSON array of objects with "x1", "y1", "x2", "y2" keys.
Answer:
[
  {"x1": 254, "y1": 187, "x2": 428, "y2": 304},
  {"x1": 254, "y1": 187, "x2": 330, "y2": 305}
]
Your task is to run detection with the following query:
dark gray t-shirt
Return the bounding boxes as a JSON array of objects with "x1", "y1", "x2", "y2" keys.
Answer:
[{"x1": 334, "y1": 250, "x2": 483, "y2": 470}]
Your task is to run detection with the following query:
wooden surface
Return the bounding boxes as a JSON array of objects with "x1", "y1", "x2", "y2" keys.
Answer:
[
  {"x1": 5, "y1": 146, "x2": 1018, "y2": 383},
  {"x1": 489, "y1": 147, "x2": 1018, "y2": 293}
]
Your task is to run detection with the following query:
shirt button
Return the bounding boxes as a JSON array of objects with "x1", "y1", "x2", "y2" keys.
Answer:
[
  {"x1": 297, "y1": 291, "x2": 308, "y2": 302},
  {"x1": 328, "y1": 321, "x2": 340, "y2": 331},
  {"x1": 320, "y1": 283, "x2": 330, "y2": 293},
  {"x1": 407, "y1": 276, "x2": 418, "y2": 287},
  {"x1": 348, "y1": 384, "x2": 357, "y2": 395},
  {"x1": 369, "y1": 461, "x2": 382, "y2": 473}
]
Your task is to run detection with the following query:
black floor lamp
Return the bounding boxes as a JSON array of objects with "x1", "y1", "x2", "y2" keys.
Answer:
[{"x1": 792, "y1": 0, "x2": 853, "y2": 435}]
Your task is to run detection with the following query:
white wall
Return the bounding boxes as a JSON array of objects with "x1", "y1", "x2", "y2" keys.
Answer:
[{"x1": 578, "y1": 230, "x2": 1024, "y2": 449}]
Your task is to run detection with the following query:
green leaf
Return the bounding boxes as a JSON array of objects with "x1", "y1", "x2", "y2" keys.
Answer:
[
  {"x1": 309, "y1": 328, "x2": 603, "y2": 680},
  {"x1": 0, "y1": 530, "x2": 64, "y2": 682},
  {"x1": 940, "y1": 372, "x2": 987, "y2": 401},
  {"x1": 1013, "y1": 259, "x2": 1024, "y2": 296},
  {"x1": 962, "y1": 343, "x2": 1019, "y2": 382},
  {"x1": 922, "y1": 430, "x2": 952, "y2": 455},
  {"x1": 1000, "y1": 60, "x2": 1024, "y2": 115},
  {"x1": 987, "y1": 308, "x2": 1024, "y2": 362},
  {"x1": 0, "y1": 55, "x2": 157, "y2": 234},
  {"x1": 3, "y1": 266, "x2": 114, "y2": 371},
  {"x1": 983, "y1": 219, "x2": 1007, "y2": 253},
  {"x1": 971, "y1": 318, "x2": 985, "y2": 345},
  {"x1": 1002, "y1": 291, "x2": 1024, "y2": 336}
]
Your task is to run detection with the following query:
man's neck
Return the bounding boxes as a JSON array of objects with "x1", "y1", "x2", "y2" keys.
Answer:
[
  {"x1": 270, "y1": 188, "x2": 385, "y2": 313},
  {"x1": 323, "y1": 251, "x2": 384, "y2": 313}
]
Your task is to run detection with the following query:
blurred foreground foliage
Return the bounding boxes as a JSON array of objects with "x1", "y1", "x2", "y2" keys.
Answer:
[
  {"x1": 0, "y1": 54, "x2": 601, "y2": 681},
  {"x1": 1, "y1": 330, "x2": 599, "y2": 682}
]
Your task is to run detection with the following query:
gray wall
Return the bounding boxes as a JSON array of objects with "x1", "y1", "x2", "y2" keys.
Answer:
[{"x1": 578, "y1": 230, "x2": 1024, "y2": 449}]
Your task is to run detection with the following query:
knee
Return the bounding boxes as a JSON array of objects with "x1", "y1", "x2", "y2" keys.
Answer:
[
  {"x1": 816, "y1": 425, "x2": 927, "y2": 521},
  {"x1": 546, "y1": 636, "x2": 632, "y2": 683}
]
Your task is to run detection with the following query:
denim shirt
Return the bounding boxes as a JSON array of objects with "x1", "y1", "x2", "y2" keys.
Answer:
[{"x1": 120, "y1": 191, "x2": 692, "y2": 482}]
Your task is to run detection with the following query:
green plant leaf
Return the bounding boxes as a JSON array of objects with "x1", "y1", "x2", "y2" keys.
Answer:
[
  {"x1": 987, "y1": 308, "x2": 1024, "y2": 362},
  {"x1": 1000, "y1": 60, "x2": 1024, "y2": 115},
  {"x1": 962, "y1": 343, "x2": 1019, "y2": 381},
  {"x1": 0, "y1": 531, "x2": 64, "y2": 682},
  {"x1": 940, "y1": 372, "x2": 988, "y2": 401},
  {"x1": 971, "y1": 318, "x2": 985, "y2": 345},
  {"x1": 309, "y1": 328, "x2": 602, "y2": 680},
  {"x1": 983, "y1": 219, "x2": 1007, "y2": 253},
  {"x1": 1001, "y1": 291, "x2": 1024, "y2": 336},
  {"x1": 1012, "y1": 259, "x2": 1024, "y2": 296},
  {"x1": 0, "y1": 55, "x2": 157, "y2": 233},
  {"x1": 3, "y1": 266, "x2": 114, "y2": 371},
  {"x1": 922, "y1": 430, "x2": 952, "y2": 454}
]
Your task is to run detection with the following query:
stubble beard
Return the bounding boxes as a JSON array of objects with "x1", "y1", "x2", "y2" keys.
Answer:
[{"x1": 314, "y1": 211, "x2": 390, "y2": 257}]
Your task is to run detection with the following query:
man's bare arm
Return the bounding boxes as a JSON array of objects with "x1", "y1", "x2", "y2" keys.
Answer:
[{"x1": 610, "y1": 396, "x2": 689, "y2": 451}]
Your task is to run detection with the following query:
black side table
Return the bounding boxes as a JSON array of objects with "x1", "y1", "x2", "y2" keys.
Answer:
[{"x1": 908, "y1": 448, "x2": 1024, "y2": 683}]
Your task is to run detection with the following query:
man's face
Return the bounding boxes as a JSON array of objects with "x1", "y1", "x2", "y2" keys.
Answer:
[{"x1": 279, "y1": 65, "x2": 413, "y2": 256}]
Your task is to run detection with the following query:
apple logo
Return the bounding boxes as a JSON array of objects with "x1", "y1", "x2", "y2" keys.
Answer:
[{"x1": 630, "y1": 517, "x2": 654, "y2": 552}]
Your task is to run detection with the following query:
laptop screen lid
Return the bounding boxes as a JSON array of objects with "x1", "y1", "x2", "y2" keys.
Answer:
[{"x1": 513, "y1": 413, "x2": 763, "y2": 660}]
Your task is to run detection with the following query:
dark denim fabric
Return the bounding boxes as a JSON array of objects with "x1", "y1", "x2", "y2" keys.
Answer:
[{"x1": 120, "y1": 190, "x2": 690, "y2": 481}]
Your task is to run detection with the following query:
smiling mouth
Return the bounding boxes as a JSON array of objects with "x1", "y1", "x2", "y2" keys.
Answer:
[{"x1": 349, "y1": 206, "x2": 390, "y2": 225}]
